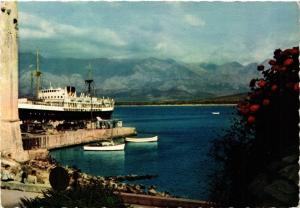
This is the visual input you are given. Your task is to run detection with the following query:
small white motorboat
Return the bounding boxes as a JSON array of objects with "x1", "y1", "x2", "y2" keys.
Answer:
[
  {"x1": 212, "y1": 112, "x2": 220, "y2": 115},
  {"x1": 83, "y1": 141, "x2": 125, "y2": 151},
  {"x1": 125, "y1": 136, "x2": 158, "y2": 143}
]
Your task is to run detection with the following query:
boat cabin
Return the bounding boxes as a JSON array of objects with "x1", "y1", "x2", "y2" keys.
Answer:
[{"x1": 38, "y1": 86, "x2": 77, "y2": 100}]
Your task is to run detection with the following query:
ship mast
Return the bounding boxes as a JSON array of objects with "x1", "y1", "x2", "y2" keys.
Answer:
[
  {"x1": 85, "y1": 64, "x2": 94, "y2": 123},
  {"x1": 35, "y1": 49, "x2": 42, "y2": 99},
  {"x1": 29, "y1": 65, "x2": 34, "y2": 97},
  {"x1": 85, "y1": 63, "x2": 94, "y2": 96}
]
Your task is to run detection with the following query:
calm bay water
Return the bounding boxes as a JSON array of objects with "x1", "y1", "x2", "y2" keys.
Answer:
[{"x1": 50, "y1": 106, "x2": 236, "y2": 200}]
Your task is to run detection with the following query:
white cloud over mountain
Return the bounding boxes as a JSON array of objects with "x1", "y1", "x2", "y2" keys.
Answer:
[{"x1": 19, "y1": 2, "x2": 299, "y2": 64}]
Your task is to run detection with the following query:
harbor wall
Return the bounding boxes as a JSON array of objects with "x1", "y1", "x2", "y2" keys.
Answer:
[
  {"x1": 0, "y1": 2, "x2": 28, "y2": 161},
  {"x1": 119, "y1": 192, "x2": 215, "y2": 208},
  {"x1": 23, "y1": 127, "x2": 136, "y2": 151}
]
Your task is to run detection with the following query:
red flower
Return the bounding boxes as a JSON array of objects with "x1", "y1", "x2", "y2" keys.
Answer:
[
  {"x1": 237, "y1": 102, "x2": 250, "y2": 115},
  {"x1": 262, "y1": 99, "x2": 270, "y2": 106},
  {"x1": 250, "y1": 104, "x2": 260, "y2": 113},
  {"x1": 238, "y1": 107, "x2": 249, "y2": 115},
  {"x1": 247, "y1": 116, "x2": 256, "y2": 124},
  {"x1": 290, "y1": 47, "x2": 299, "y2": 55},
  {"x1": 278, "y1": 66, "x2": 287, "y2": 72},
  {"x1": 283, "y1": 58, "x2": 293, "y2": 66},
  {"x1": 294, "y1": 83, "x2": 299, "y2": 92},
  {"x1": 257, "y1": 79, "x2": 266, "y2": 88},
  {"x1": 268, "y1": 60, "x2": 276, "y2": 65},
  {"x1": 283, "y1": 49, "x2": 292, "y2": 55},
  {"x1": 271, "y1": 85, "x2": 278, "y2": 92}
]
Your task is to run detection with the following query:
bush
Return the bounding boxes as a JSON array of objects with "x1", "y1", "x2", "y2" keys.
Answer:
[
  {"x1": 208, "y1": 47, "x2": 299, "y2": 206},
  {"x1": 20, "y1": 179, "x2": 127, "y2": 208}
]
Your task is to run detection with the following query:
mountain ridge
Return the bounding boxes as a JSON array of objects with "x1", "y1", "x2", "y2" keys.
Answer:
[{"x1": 19, "y1": 52, "x2": 261, "y2": 101}]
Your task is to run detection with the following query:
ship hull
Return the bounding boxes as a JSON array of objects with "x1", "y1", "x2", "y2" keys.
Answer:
[{"x1": 19, "y1": 108, "x2": 113, "y2": 121}]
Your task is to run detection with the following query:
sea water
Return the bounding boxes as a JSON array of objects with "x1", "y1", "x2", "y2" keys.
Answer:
[{"x1": 50, "y1": 106, "x2": 236, "y2": 200}]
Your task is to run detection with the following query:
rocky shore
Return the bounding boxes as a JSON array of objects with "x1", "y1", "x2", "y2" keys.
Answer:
[
  {"x1": 1, "y1": 153, "x2": 171, "y2": 199},
  {"x1": 248, "y1": 153, "x2": 299, "y2": 206}
]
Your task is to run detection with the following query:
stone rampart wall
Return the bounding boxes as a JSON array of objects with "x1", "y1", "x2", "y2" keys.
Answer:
[{"x1": 23, "y1": 127, "x2": 136, "y2": 150}]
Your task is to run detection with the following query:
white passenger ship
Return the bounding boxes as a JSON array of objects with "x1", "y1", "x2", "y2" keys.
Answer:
[
  {"x1": 18, "y1": 86, "x2": 114, "y2": 121},
  {"x1": 18, "y1": 50, "x2": 114, "y2": 121}
]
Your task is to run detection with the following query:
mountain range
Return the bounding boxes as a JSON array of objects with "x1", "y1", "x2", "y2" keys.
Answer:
[{"x1": 19, "y1": 52, "x2": 262, "y2": 101}]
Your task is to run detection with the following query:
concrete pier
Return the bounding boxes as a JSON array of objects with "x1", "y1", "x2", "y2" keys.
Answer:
[
  {"x1": 22, "y1": 127, "x2": 136, "y2": 151},
  {"x1": 0, "y1": 2, "x2": 28, "y2": 161}
]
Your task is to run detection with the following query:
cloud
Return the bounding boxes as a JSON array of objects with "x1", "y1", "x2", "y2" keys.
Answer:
[
  {"x1": 19, "y1": 2, "x2": 299, "y2": 64},
  {"x1": 19, "y1": 12, "x2": 126, "y2": 48},
  {"x1": 250, "y1": 32, "x2": 299, "y2": 64},
  {"x1": 153, "y1": 37, "x2": 187, "y2": 61},
  {"x1": 184, "y1": 14, "x2": 205, "y2": 27},
  {"x1": 20, "y1": 12, "x2": 56, "y2": 39}
]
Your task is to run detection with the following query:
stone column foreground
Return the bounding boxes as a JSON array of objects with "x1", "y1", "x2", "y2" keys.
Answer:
[{"x1": 0, "y1": 1, "x2": 28, "y2": 162}]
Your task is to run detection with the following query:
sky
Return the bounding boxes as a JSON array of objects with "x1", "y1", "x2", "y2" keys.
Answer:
[{"x1": 19, "y1": 2, "x2": 299, "y2": 64}]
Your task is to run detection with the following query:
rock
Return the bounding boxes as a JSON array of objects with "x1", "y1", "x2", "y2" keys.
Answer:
[
  {"x1": 162, "y1": 191, "x2": 171, "y2": 197},
  {"x1": 127, "y1": 185, "x2": 136, "y2": 193},
  {"x1": 98, "y1": 176, "x2": 105, "y2": 181},
  {"x1": 264, "y1": 179, "x2": 298, "y2": 204},
  {"x1": 37, "y1": 175, "x2": 45, "y2": 184},
  {"x1": 281, "y1": 155, "x2": 298, "y2": 164},
  {"x1": 248, "y1": 173, "x2": 269, "y2": 200},
  {"x1": 109, "y1": 181, "x2": 118, "y2": 189},
  {"x1": 27, "y1": 175, "x2": 37, "y2": 184},
  {"x1": 278, "y1": 164, "x2": 299, "y2": 185},
  {"x1": 148, "y1": 188, "x2": 157, "y2": 195},
  {"x1": 1, "y1": 158, "x2": 20, "y2": 168},
  {"x1": 135, "y1": 184, "x2": 141, "y2": 191},
  {"x1": 149, "y1": 185, "x2": 156, "y2": 189},
  {"x1": 266, "y1": 161, "x2": 282, "y2": 172}
]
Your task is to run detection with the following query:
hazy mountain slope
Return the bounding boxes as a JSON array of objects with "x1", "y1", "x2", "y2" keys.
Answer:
[{"x1": 19, "y1": 52, "x2": 260, "y2": 101}]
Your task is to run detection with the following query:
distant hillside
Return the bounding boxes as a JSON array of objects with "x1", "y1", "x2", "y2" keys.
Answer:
[
  {"x1": 116, "y1": 93, "x2": 247, "y2": 105},
  {"x1": 19, "y1": 52, "x2": 261, "y2": 101}
]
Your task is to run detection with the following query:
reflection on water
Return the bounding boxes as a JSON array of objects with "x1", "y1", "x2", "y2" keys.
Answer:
[
  {"x1": 51, "y1": 143, "x2": 159, "y2": 177},
  {"x1": 51, "y1": 106, "x2": 236, "y2": 200},
  {"x1": 83, "y1": 150, "x2": 125, "y2": 176},
  {"x1": 126, "y1": 142, "x2": 158, "y2": 151},
  {"x1": 51, "y1": 146, "x2": 125, "y2": 176},
  {"x1": 125, "y1": 142, "x2": 159, "y2": 176}
]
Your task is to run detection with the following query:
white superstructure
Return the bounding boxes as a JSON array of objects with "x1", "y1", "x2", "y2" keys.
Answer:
[{"x1": 18, "y1": 86, "x2": 115, "y2": 121}]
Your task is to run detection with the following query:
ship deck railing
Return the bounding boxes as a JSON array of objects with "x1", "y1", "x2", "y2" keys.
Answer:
[{"x1": 19, "y1": 100, "x2": 114, "y2": 109}]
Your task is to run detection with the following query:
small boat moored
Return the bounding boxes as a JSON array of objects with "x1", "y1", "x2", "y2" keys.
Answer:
[
  {"x1": 83, "y1": 141, "x2": 125, "y2": 151},
  {"x1": 125, "y1": 136, "x2": 158, "y2": 143},
  {"x1": 212, "y1": 112, "x2": 220, "y2": 115}
]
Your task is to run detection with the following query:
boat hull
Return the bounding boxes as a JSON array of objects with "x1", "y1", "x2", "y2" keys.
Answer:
[
  {"x1": 18, "y1": 108, "x2": 113, "y2": 121},
  {"x1": 212, "y1": 112, "x2": 220, "y2": 115},
  {"x1": 125, "y1": 136, "x2": 158, "y2": 143},
  {"x1": 83, "y1": 143, "x2": 125, "y2": 151}
]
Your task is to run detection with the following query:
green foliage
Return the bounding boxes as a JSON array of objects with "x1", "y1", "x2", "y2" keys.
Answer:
[
  {"x1": 20, "y1": 179, "x2": 127, "y2": 208},
  {"x1": 208, "y1": 47, "x2": 299, "y2": 206}
]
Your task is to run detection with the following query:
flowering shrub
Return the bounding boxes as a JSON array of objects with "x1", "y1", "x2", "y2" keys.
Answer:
[
  {"x1": 209, "y1": 47, "x2": 299, "y2": 206},
  {"x1": 238, "y1": 46, "x2": 299, "y2": 153}
]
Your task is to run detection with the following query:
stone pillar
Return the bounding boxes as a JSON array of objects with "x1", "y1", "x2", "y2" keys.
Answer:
[{"x1": 0, "y1": 1, "x2": 28, "y2": 161}]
